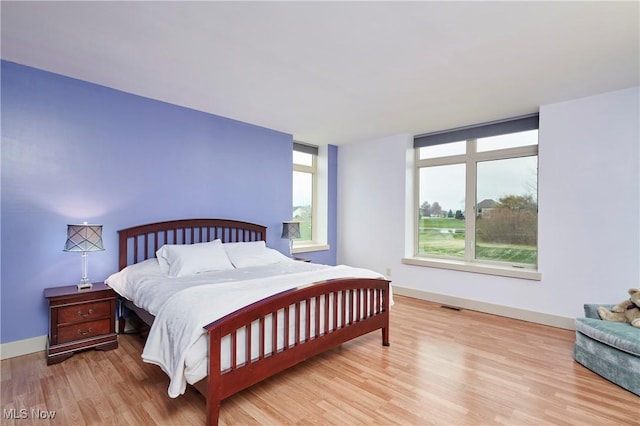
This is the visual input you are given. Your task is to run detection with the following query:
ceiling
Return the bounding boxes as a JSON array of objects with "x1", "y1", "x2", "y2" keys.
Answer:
[{"x1": 2, "y1": 1, "x2": 638, "y2": 146}]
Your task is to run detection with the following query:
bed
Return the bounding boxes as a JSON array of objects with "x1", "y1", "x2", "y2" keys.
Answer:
[{"x1": 109, "y1": 218, "x2": 391, "y2": 425}]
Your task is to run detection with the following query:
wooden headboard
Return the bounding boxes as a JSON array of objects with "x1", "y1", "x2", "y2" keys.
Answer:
[{"x1": 118, "y1": 218, "x2": 267, "y2": 270}]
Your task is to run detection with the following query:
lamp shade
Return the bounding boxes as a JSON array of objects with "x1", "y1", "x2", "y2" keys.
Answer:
[
  {"x1": 281, "y1": 221, "x2": 301, "y2": 239},
  {"x1": 64, "y1": 224, "x2": 104, "y2": 252}
]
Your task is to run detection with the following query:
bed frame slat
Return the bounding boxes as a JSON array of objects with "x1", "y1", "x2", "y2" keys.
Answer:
[
  {"x1": 283, "y1": 306, "x2": 290, "y2": 349},
  {"x1": 305, "y1": 297, "x2": 311, "y2": 342},
  {"x1": 231, "y1": 330, "x2": 237, "y2": 370},
  {"x1": 272, "y1": 312, "x2": 278, "y2": 355},
  {"x1": 294, "y1": 302, "x2": 301, "y2": 346}
]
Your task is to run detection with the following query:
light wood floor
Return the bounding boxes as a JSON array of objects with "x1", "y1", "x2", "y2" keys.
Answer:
[{"x1": 1, "y1": 295, "x2": 637, "y2": 425}]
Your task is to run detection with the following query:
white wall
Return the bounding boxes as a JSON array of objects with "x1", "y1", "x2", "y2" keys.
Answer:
[{"x1": 338, "y1": 87, "x2": 639, "y2": 326}]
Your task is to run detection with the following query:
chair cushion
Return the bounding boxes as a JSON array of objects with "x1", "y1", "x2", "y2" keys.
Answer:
[
  {"x1": 583, "y1": 303, "x2": 613, "y2": 319},
  {"x1": 576, "y1": 317, "x2": 640, "y2": 357}
]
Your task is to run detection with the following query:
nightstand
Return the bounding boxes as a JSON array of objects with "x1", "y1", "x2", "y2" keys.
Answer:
[{"x1": 44, "y1": 282, "x2": 118, "y2": 365}]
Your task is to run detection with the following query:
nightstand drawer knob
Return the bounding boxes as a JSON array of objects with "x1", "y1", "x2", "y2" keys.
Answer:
[
  {"x1": 77, "y1": 309, "x2": 94, "y2": 317},
  {"x1": 77, "y1": 327, "x2": 93, "y2": 336}
]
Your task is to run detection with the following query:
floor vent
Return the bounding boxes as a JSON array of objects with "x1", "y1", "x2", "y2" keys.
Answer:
[{"x1": 440, "y1": 304, "x2": 463, "y2": 311}]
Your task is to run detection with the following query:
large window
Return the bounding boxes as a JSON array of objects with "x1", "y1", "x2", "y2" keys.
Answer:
[
  {"x1": 414, "y1": 115, "x2": 539, "y2": 271},
  {"x1": 293, "y1": 142, "x2": 317, "y2": 243}
]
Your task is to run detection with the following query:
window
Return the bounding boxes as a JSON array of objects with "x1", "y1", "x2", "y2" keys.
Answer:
[
  {"x1": 293, "y1": 142, "x2": 318, "y2": 243},
  {"x1": 412, "y1": 115, "x2": 539, "y2": 274}
]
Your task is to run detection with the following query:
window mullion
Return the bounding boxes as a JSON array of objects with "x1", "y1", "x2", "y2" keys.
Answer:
[
  {"x1": 465, "y1": 139, "x2": 477, "y2": 262},
  {"x1": 474, "y1": 145, "x2": 538, "y2": 162},
  {"x1": 417, "y1": 154, "x2": 468, "y2": 167},
  {"x1": 294, "y1": 164, "x2": 315, "y2": 173},
  {"x1": 414, "y1": 149, "x2": 421, "y2": 256},
  {"x1": 311, "y1": 155, "x2": 317, "y2": 242}
]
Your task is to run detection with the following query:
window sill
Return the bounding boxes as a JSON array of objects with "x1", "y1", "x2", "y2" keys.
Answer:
[
  {"x1": 401, "y1": 256, "x2": 541, "y2": 281},
  {"x1": 292, "y1": 243, "x2": 330, "y2": 254}
]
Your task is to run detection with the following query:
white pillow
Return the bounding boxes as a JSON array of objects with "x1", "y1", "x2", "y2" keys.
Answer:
[
  {"x1": 156, "y1": 240, "x2": 235, "y2": 277},
  {"x1": 224, "y1": 240, "x2": 289, "y2": 268},
  {"x1": 105, "y1": 258, "x2": 163, "y2": 300},
  {"x1": 156, "y1": 247, "x2": 171, "y2": 275}
]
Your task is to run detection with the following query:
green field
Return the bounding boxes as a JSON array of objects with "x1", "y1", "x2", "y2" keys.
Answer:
[
  {"x1": 419, "y1": 218, "x2": 537, "y2": 264},
  {"x1": 420, "y1": 217, "x2": 465, "y2": 229}
]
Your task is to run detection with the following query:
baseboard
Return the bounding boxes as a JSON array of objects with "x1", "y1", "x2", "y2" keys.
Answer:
[
  {"x1": 0, "y1": 335, "x2": 47, "y2": 360},
  {"x1": 393, "y1": 286, "x2": 575, "y2": 331},
  {"x1": 0, "y1": 290, "x2": 574, "y2": 360}
]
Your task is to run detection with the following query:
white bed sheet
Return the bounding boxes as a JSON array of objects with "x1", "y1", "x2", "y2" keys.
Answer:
[
  {"x1": 106, "y1": 258, "x2": 389, "y2": 398},
  {"x1": 107, "y1": 257, "x2": 332, "y2": 316}
]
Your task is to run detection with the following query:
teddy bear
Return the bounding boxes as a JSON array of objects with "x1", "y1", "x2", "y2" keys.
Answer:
[{"x1": 597, "y1": 288, "x2": 640, "y2": 328}]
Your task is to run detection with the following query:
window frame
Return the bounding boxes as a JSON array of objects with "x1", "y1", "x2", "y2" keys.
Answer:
[{"x1": 406, "y1": 115, "x2": 541, "y2": 280}]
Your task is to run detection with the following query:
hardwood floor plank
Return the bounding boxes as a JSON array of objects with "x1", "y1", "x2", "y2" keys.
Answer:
[
  {"x1": 40, "y1": 376, "x2": 62, "y2": 411},
  {"x1": 1, "y1": 295, "x2": 637, "y2": 425}
]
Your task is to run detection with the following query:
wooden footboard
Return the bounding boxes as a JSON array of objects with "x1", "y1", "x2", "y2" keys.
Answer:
[{"x1": 203, "y1": 277, "x2": 391, "y2": 426}]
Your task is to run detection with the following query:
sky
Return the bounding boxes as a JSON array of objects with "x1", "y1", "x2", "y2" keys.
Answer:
[{"x1": 419, "y1": 130, "x2": 538, "y2": 213}]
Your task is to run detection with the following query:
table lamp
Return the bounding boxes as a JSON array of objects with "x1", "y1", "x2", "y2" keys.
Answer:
[
  {"x1": 64, "y1": 222, "x2": 104, "y2": 289},
  {"x1": 281, "y1": 221, "x2": 300, "y2": 257}
]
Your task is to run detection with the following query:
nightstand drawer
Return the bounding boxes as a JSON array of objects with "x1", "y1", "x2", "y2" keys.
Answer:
[
  {"x1": 58, "y1": 301, "x2": 112, "y2": 324},
  {"x1": 57, "y1": 318, "x2": 112, "y2": 344}
]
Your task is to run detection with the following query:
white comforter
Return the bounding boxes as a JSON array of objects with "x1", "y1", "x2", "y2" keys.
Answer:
[{"x1": 106, "y1": 258, "x2": 386, "y2": 398}]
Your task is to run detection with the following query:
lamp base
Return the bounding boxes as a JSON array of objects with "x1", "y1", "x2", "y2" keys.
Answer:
[{"x1": 77, "y1": 281, "x2": 93, "y2": 290}]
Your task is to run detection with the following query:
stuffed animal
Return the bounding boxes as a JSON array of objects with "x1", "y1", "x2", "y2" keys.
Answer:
[{"x1": 597, "y1": 288, "x2": 640, "y2": 328}]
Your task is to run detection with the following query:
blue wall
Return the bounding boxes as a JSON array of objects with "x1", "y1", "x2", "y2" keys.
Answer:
[
  {"x1": 1, "y1": 60, "x2": 336, "y2": 344},
  {"x1": 301, "y1": 144, "x2": 338, "y2": 266}
]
